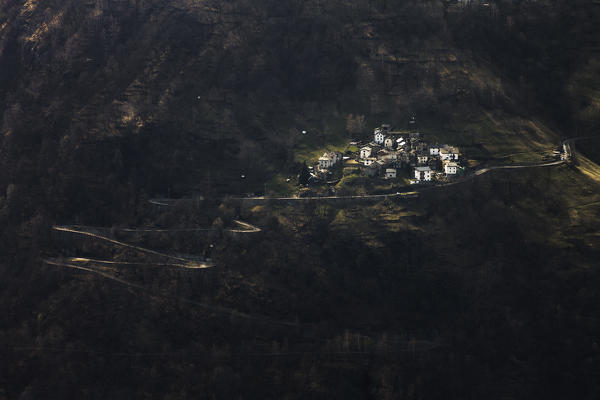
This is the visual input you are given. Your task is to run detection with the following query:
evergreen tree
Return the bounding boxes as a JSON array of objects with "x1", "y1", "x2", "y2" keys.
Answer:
[{"x1": 298, "y1": 161, "x2": 310, "y2": 186}]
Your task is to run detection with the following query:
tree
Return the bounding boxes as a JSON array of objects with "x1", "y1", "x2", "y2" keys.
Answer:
[{"x1": 298, "y1": 161, "x2": 310, "y2": 185}]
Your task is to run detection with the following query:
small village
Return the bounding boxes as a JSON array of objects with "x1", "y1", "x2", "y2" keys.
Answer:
[{"x1": 312, "y1": 123, "x2": 463, "y2": 186}]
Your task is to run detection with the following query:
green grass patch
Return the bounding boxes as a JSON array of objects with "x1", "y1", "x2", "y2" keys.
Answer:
[
  {"x1": 267, "y1": 173, "x2": 298, "y2": 196},
  {"x1": 343, "y1": 167, "x2": 361, "y2": 176},
  {"x1": 337, "y1": 174, "x2": 365, "y2": 188},
  {"x1": 293, "y1": 121, "x2": 350, "y2": 163}
]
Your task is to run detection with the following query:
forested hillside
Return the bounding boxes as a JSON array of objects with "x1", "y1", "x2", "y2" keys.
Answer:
[{"x1": 0, "y1": 0, "x2": 599, "y2": 398}]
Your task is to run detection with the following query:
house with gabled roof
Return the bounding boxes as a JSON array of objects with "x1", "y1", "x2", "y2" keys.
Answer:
[
  {"x1": 384, "y1": 137, "x2": 395, "y2": 149},
  {"x1": 440, "y1": 145, "x2": 459, "y2": 161},
  {"x1": 363, "y1": 157, "x2": 377, "y2": 166},
  {"x1": 318, "y1": 151, "x2": 342, "y2": 170},
  {"x1": 374, "y1": 129, "x2": 386, "y2": 144},
  {"x1": 360, "y1": 146, "x2": 372, "y2": 159},
  {"x1": 444, "y1": 161, "x2": 459, "y2": 175},
  {"x1": 414, "y1": 166, "x2": 432, "y2": 181}
]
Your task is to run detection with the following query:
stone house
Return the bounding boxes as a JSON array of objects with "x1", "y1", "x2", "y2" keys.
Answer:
[
  {"x1": 365, "y1": 163, "x2": 379, "y2": 177},
  {"x1": 384, "y1": 137, "x2": 395, "y2": 149}
]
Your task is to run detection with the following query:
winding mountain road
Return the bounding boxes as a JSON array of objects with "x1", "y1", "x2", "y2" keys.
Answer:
[
  {"x1": 42, "y1": 136, "x2": 599, "y2": 349},
  {"x1": 52, "y1": 225, "x2": 214, "y2": 268},
  {"x1": 100, "y1": 220, "x2": 261, "y2": 234},
  {"x1": 51, "y1": 257, "x2": 209, "y2": 269}
]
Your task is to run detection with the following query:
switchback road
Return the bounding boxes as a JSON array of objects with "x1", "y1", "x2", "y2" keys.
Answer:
[{"x1": 52, "y1": 225, "x2": 214, "y2": 268}]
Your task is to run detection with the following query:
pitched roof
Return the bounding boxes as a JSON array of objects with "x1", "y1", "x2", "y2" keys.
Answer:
[{"x1": 440, "y1": 146, "x2": 459, "y2": 154}]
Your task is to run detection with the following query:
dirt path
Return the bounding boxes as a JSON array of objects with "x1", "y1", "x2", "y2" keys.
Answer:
[
  {"x1": 102, "y1": 221, "x2": 261, "y2": 234},
  {"x1": 53, "y1": 225, "x2": 213, "y2": 267},
  {"x1": 54, "y1": 257, "x2": 213, "y2": 269}
]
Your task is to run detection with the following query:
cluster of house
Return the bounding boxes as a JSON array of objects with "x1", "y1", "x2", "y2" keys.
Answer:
[{"x1": 315, "y1": 124, "x2": 463, "y2": 183}]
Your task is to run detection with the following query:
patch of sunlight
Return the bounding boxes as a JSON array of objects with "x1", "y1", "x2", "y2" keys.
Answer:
[
  {"x1": 365, "y1": 238, "x2": 385, "y2": 248},
  {"x1": 90, "y1": 5, "x2": 104, "y2": 18},
  {"x1": 576, "y1": 153, "x2": 600, "y2": 184},
  {"x1": 466, "y1": 159, "x2": 480, "y2": 168},
  {"x1": 21, "y1": 0, "x2": 38, "y2": 16},
  {"x1": 121, "y1": 113, "x2": 134, "y2": 125},
  {"x1": 381, "y1": 210, "x2": 419, "y2": 222},
  {"x1": 26, "y1": 11, "x2": 64, "y2": 42},
  {"x1": 70, "y1": 258, "x2": 91, "y2": 262},
  {"x1": 120, "y1": 103, "x2": 137, "y2": 126}
]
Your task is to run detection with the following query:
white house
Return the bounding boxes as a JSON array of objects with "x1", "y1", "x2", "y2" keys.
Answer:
[
  {"x1": 384, "y1": 137, "x2": 395, "y2": 149},
  {"x1": 414, "y1": 166, "x2": 432, "y2": 181},
  {"x1": 429, "y1": 146, "x2": 440, "y2": 156},
  {"x1": 374, "y1": 129, "x2": 386, "y2": 144},
  {"x1": 444, "y1": 161, "x2": 458, "y2": 175},
  {"x1": 360, "y1": 146, "x2": 372, "y2": 159},
  {"x1": 417, "y1": 154, "x2": 428, "y2": 164},
  {"x1": 363, "y1": 157, "x2": 377, "y2": 166},
  {"x1": 318, "y1": 151, "x2": 342, "y2": 170},
  {"x1": 385, "y1": 168, "x2": 397, "y2": 179},
  {"x1": 440, "y1": 146, "x2": 459, "y2": 161},
  {"x1": 319, "y1": 154, "x2": 334, "y2": 169}
]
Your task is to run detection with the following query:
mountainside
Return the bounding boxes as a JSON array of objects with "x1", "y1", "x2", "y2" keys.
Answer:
[
  {"x1": 2, "y1": 0, "x2": 597, "y2": 210},
  {"x1": 1, "y1": 1, "x2": 600, "y2": 399}
]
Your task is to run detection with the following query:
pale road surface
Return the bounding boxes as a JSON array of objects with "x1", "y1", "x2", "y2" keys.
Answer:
[
  {"x1": 56, "y1": 257, "x2": 206, "y2": 268},
  {"x1": 51, "y1": 226, "x2": 215, "y2": 268},
  {"x1": 94, "y1": 220, "x2": 261, "y2": 234},
  {"x1": 38, "y1": 137, "x2": 596, "y2": 355}
]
